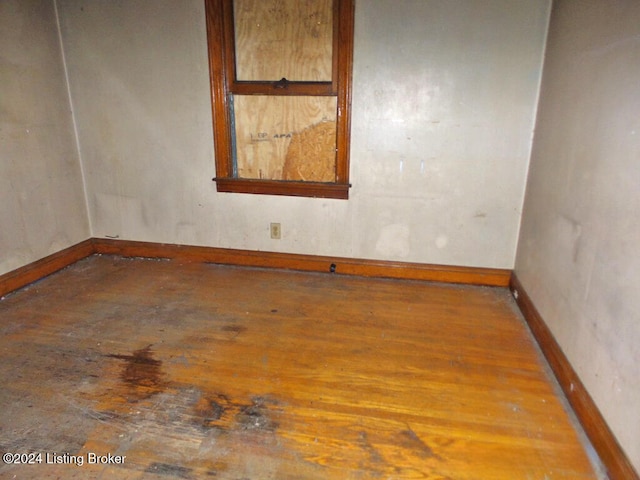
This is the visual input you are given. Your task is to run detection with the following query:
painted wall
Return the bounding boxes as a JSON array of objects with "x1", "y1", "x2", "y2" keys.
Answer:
[
  {"x1": 56, "y1": 0, "x2": 550, "y2": 269},
  {"x1": 515, "y1": 0, "x2": 640, "y2": 471},
  {"x1": 0, "y1": 0, "x2": 89, "y2": 276}
]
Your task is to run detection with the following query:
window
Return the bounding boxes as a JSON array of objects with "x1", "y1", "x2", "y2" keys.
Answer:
[{"x1": 205, "y1": 0, "x2": 355, "y2": 199}]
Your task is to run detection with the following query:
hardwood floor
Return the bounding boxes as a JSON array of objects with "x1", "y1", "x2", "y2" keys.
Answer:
[{"x1": 0, "y1": 255, "x2": 603, "y2": 479}]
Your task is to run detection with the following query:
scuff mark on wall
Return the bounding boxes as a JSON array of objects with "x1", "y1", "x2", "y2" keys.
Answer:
[
  {"x1": 558, "y1": 213, "x2": 583, "y2": 263},
  {"x1": 435, "y1": 235, "x2": 448, "y2": 249}
]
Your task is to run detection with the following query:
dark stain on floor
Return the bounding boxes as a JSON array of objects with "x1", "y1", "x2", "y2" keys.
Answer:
[
  {"x1": 195, "y1": 393, "x2": 232, "y2": 427},
  {"x1": 221, "y1": 324, "x2": 247, "y2": 338},
  {"x1": 236, "y1": 396, "x2": 279, "y2": 432},
  {"x1": 397, "y1": 427, "x2": 441, "y2": 460},
  {"x1": 194, "y1": 393, "x2": 280, "y2": 434},
  {"x1": 358, "y1": 430, "x2": 385, "y2": 465},
  {"x1": 145, "y1": 462, "x2": 193, "y2": 479},
  {"x1": 106, "y1": 345, "x2": 167, "y2": 400}
]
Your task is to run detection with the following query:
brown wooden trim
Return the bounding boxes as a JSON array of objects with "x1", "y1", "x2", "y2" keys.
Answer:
[
  {"x1": 206, "y1": 0, "x2": 354, "y2": 194},
  {"x1": 0, "y1": 238, "x2": 509, "y2": 300},
  {"x1": 331, "y1": 0, "x2": 340, "y2": 88},
  {"x1": 92, "y1": 238, "x2": 510, "y2": 286},
  {"x1": 510, "y1": 273, "x2": 639, "y2": 480},
  {"x1": 205, "y1": 0, "x2": 234, "y2": 179},
  {"x1": 221, "y1": 0, "x2": 236, "y2": 87},
  {"x1": 0, "y1": 239, "x2": 95, "y2": 298},
  {"x1": 230, "y1": 81, "x2": 336, "y2": 96},
  {"x1": 214, "y1": 177, "x2": 350, "y2": 199},
  {"x1": 335, "y1": 0, "x2": 355, "y2": 184}
]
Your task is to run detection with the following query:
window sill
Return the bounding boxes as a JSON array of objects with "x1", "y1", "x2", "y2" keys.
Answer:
[{"x1": 213, "y1": 178, "x2": 350, "y2": 199}]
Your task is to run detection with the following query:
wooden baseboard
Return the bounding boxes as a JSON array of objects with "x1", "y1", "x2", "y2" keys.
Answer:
[
  {"x1": 0, "y1": 237, "x2": 511, "y2": 298},
  {"x1": 91, "y1": 238, "x2": 511, "y2": 287},
  {"x1": 510, "y1": 273, "x2": 639, "y2": 480},
  {"x1": 0, "y1": 239, "x2": 95, "y2": 298},
  {"x1": 1, "y1": 238, "x2": 509, "y2": 298}
]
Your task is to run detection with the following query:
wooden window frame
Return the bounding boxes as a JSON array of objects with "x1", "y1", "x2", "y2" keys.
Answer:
[{"x1": 204, "y1": 0, "x2": 355, "y2": 199}]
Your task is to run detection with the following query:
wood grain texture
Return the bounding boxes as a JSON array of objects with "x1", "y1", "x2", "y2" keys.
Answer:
[
  {"x1": 233, "y1": 0, "x2": 333, "y2": 82},
  {"x1": 0, "y1": 256, "x2": 602, "y2": 479},
  {"x1": 233, "y1": 95, "x2": 337, "y2": 180},
  {"x1": 91, "y1": 238, "x2": 511, "y2": 287},
  {"x1": 213, "y1": 177, "x2": 350, "y2": 198},
  {"x1": 283, "y1": 120, "x2": 336, "y2": 181},
  {"x1": 230, "y1": 81, "x2": 335, "y2": 96},
  {"x1": 205, "y1": 0, "x2": 234, "y2": 179},
  {"x1": 510, "y1": 273, "x2": 639, "y2": 480},
  {"x1": 334, "y1": 0, "x2": 354, "y2": 184}
]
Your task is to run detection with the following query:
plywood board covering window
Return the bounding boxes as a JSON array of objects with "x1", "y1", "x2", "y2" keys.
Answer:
[
  {"x1": 233, "y1": 0, "x2": 334, "y2": 82},
  {"x1": 205, "y1": 0, "x2": 354, "y2": 199},
  {"x1": 233, "y1": 96, "x2": 337, "y2": 181}
]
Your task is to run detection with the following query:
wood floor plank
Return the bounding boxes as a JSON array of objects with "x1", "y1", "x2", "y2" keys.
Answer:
[{"x1": 0, "y1": 256, "x2": 603, "y2": 479}]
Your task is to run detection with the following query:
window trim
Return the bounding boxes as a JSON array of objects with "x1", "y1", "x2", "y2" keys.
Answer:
[{"x1": 204, "y1": 0, "x2": 355, "y2": 199}]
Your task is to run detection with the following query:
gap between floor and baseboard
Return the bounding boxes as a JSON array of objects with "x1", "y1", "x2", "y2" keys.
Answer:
[{"x1": 0, "y1": 238, "x2": 637, "y2": 480}]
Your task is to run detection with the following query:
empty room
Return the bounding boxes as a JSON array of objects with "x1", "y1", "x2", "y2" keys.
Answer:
[{"x1": 1, "y1": 1, "x2": 638, "y2": 479}]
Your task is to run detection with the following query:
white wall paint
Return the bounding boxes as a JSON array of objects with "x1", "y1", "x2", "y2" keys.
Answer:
[
  {"x1": 351, "y1": 0, "x2": 550, "y2": 268},
  {"x1": 57, "y1": 0, "x2": 549, "y2": 269},
  {"x1": 516, "y1": 0, "x2": 640, "y2": 471},
  {"x1": 0, "y1": 0, "x2": 89, "y2": 276}
]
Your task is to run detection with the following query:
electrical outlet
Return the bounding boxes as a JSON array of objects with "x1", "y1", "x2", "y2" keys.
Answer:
[{"x1": 270, "y1": 223, "x2": 281, "y2": 239}]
